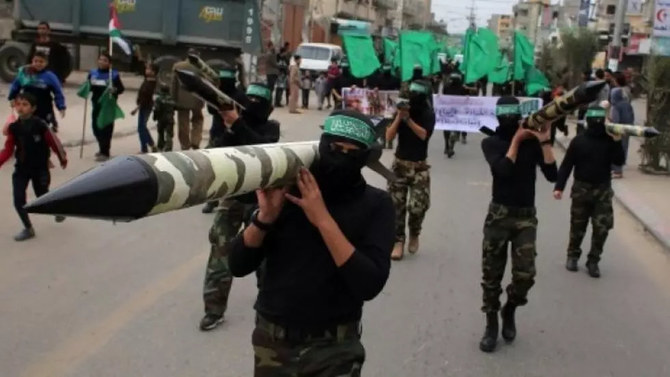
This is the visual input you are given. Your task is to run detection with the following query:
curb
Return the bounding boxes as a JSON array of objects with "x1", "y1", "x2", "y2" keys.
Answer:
[{"x1": 555, "y1": 136, "x2": 670, "y2": 251}]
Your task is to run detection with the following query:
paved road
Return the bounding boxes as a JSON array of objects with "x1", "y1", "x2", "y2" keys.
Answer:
[{"x1": 1, "y1": 104, "x2": 669, "y2": 377}]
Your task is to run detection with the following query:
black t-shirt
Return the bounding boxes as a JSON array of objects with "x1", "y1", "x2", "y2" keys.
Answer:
[
  {"x1": 28, "y1": 41, "x2": 70, "y2": 82},
  {"x1": 555, "y1": 130, "x2": 625, "y2": 191},
  {"x1": 228, "y1": 185, "x2": 395, "y2": 328},
  {"x1": 481, "y1": 135, "x2": 558, "y2": 207},
  {"x1": 395, "y1": 108, "x2": 436, "y2": 162}
]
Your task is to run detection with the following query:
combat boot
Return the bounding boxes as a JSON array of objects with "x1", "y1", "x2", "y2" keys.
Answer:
[
  {"x1": 391, "y1": 242, "x2": 404, "y2": 261},
  {"x1": 586, "y1": 261, "x2": 600, "y2": 278},
  {"x1": 199, "y1": 313, "x2": 224, "y2": 331},
  {"x1": 500, "y1": 302, "x2": 517, "y2": 342},
  {"x1": 479, "y1": 312, "x2": 498, "y2": 352},
  {"x1": 408, "y1": 235, "x2": 419, "y2": 254},
  {"x1": 565, "y1": 257, "x2": 578, "y2": 272}
]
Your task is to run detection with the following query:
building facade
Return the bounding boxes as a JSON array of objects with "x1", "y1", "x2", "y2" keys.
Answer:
[{"x1": 487, "y1": 14, "x2": 513, "y2": 48}]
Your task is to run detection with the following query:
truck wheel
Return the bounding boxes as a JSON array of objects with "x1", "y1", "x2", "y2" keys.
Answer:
[
  {"x1": 0, "y1": 42, "x2": 29, "y2": 83},
  {"x1": 154, "y1": 55, "x2": 180, "y2": 85}
]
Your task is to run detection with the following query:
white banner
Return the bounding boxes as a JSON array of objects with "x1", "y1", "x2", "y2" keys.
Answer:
[
  {"x1": 433, "y1": 95, "x2": 542, "y2": 133},
  {"x1": 653, "y1": 0, "x2": 670, "y2": 37}
]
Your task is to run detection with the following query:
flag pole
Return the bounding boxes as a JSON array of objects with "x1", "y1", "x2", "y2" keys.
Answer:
[
  {"x1": 108, "y1": 2, "x2": 114, "y2": 90},
  {"x1": 79, "y1": 98, "x2": 88, "y2": 158}
]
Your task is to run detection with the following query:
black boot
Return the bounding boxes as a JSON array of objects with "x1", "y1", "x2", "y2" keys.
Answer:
[
  {"x1": 565, "y1": 257, "x2": 578, "y2": 272},
  {"x1": 202, "y1": 201, "x2": 217, "y2": 214},
  {"x1": 501, "y1": 302, "x2": 517, "y2": 342},
  {"x1": 586, "y1": 261, "x2": 600, "y2": 278},
  {"x1": 479, "y1": 312, "x2": 498, "y2": 352}
]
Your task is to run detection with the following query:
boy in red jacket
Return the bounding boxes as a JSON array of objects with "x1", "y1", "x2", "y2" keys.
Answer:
[{"x1": 0, "y1": 93, "x2": 67, "y2": 241}]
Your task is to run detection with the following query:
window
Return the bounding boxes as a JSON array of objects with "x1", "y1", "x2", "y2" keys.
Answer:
[
  {"x1": 296, "y1": 46, "x2": 331, "y2": 61},
  {"x1": 606, "y1": 5, "x2": 616, "y2": 15}
]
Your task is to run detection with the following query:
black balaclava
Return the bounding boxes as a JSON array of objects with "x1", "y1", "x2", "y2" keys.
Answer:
[
  {"x1": 218, "y1": 69, "x2": 237, "y2": 96},
  {"x1": 409, "y1": 80, "x2": 431, "y2": 117},
  {"x1": 585, "y1": 105, "x2": 607, "y2": 137},
  {"x1": 412, "y1": 65, "x2": 423, "y2": 81},
  {"x1": 241, "y1": 82, "x2": 273, "y2": 125},
  {"x1": 495, "y1": 96, "x2": 522, "y2": 140},
  {"x1": 311, "y1": 110, "x2": 375, "y2": 201},
  {"x1": 382, "y1": 65, "x2": 392, "y2": 78}
]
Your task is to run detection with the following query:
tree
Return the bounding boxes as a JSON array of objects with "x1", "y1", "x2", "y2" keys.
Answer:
[
  {"x1": 554, "y1": 28, "x2": 599, "y2": 87},
  {"x1": 639, "y1": 56, "x2": 670, "y2": 174}
]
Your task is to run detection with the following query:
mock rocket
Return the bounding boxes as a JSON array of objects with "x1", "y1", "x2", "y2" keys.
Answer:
[
  {"x1": 523, "y1": 80, "x2": 607, "y2": 131},
  {"x1": 606, "y1": 123, "x2": 660, "y2": 138}
]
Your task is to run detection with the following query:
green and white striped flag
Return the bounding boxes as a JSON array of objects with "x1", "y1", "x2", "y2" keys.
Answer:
[{"x1": 109, "y1": 3, "x2": 132, "y2": 55}]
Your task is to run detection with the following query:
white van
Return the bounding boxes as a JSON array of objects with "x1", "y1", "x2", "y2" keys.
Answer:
[{"x1": 293, "y1": 43, "x2": 343, "y2": 74}]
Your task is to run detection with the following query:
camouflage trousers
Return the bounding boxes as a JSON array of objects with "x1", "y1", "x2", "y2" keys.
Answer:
[
  {"x1": 203, "y1": 199, "x2": 255, "y2": 316},
  {"x1": 156, "y1": 120, "x2": 174, "y2": 152},
  {"x1": 567, "y1": 180, "x2": 614, "y2": 263},
  {"x1": 387, "y1": 158, "x2": 431, "y2": 243},
  {"x1": 481, "y1": 202, "x2": 538, "y2": 313},
  {"x1": 252, "y1": 314, "x2": 365, "y2": 377}
]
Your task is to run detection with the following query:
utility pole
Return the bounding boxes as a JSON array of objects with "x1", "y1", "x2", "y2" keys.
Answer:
[
  {"x1": 609, "y1": 0, "x2": 628, "y2": 71},
  {"x1": 466, "y1": 0, "x2": 476, "y2": 30}
]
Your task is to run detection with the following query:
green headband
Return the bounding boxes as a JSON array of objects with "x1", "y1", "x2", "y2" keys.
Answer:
[
  {"x1": 496, "y1": 104, "x2": 521, "y2": 116},
  {"x1": 219, "y1": 70, "x2": 235, "y2": 79},
  {"x1": 586, "y1": 108, "x2": 606, "y2": 118},
  {"x1": 410, "y1": 82, "x2": 429, "y2": 94},
  {"x1": 246, "y1": 84, "x2": 272, "y2": 101},
  {"x1": 323, "y1": 114, "x2": 376, "y2": 147}
]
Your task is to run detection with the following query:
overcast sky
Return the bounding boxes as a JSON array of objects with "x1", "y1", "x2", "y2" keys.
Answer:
[{"x1": 431, "y1": 0, "x2": 520, "y2": 34}]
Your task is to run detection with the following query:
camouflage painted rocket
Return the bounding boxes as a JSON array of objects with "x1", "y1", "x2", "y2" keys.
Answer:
[
  {"x1": 25, "y1": 142, "x2": 319, "y2": 222},
  {"x1": 187, "y1": 53, "x2": 220, "y2": 85},
  {"x1": 606, "y1": 123, "x2": 660, "y2": 138},
  {"x1": 25, "y1": 140, "x2": 396, "y2": 221},
  {"x1": 175, "y1": 69, "x2": 246, "y2": 110},
  {"x1": 523, "y1": 80, "x2": 607, "y2": 131}
]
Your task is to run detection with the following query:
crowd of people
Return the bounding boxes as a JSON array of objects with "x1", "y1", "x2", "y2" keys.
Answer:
[{"x1": 0, "y1": 28, "x2": 641, "y2": 375}]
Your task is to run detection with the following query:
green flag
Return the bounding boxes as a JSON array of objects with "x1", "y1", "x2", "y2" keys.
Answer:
[
  {"x1": 459, "y1": 29, "x2": 474, "y2": 75},
  {"x1": 399, "y1": 31, "x2": 437, "y2": 82},
  {"x1": 461, "y1": 28, "x2": 500, "y2": 84},
  {"x1": 342, "y1": 34, "x2": 381, "y2": 79},
  {"x1": 525, "y1": 66, "x2": 550, "y2": 96},
  {"x1": 489, "y1": 54, "x2": 510, "y2": 84},
  {"x1": 77, "y1": 80, "x2": 91, "y2": 99},
  {"x1": 383, "y1": 38, "x2": 398, "y2": 66},
  {"x1": 96, "y1": 88, "x2": 125, "y2": 129},
  {"x1": 513, "y1": 31, "x2": 535, "y2": 81}
]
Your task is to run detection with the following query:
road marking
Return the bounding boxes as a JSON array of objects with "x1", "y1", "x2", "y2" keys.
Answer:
[{"x1": 20, "y1": 251, "x2": 207, "y2": 377}]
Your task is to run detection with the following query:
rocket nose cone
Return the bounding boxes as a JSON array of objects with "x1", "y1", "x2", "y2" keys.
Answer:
[
  {"x1": 24, "y1": 156, "x2": 158, "y2": 221},
  {"x1": 645, "y1": 127, "x2": 661, "y2": 137},
  {"x1": 577, "y1": 80, "x2": 608, "y2": 101}
]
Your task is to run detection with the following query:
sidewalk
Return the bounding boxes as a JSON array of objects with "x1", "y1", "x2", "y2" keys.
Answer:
[{"x1": 555, "y1": 120, "x2": 670, "y2": 251}]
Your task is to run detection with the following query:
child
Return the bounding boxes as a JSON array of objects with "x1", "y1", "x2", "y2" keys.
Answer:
[
  {"x1": 0, "y1": 93, "x2": 67, "y2": 241},
  {"x1": 8, "y1": 51, "x2": 66, "y2": 132},
  {"x1": 301, "y1": 70, "x2": 312, "y2": 109},
  {"x1": 553, "y1": 105, "x2": 625, "y2": 278},
  {"x1": 131, "y1": 63, "x2": 158, "y2": 153},
  {"x1": 315, "y1": 71, "x2": 328, "y2": 110},
  {"x1": 153, "y1": 84, "x2": 176, "y2": 152}
]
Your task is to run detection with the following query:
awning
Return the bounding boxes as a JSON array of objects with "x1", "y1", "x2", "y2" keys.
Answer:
[{"x1": 332, "y1": 18, "x2": 372, "y2": 36}]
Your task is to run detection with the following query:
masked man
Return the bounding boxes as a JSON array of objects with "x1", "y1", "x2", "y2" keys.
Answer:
[
  {"x1": 386, "y1": 80, "x2": 435, "y2": 260},
  {"x1": 442, "y1": 72, "x2": 469, "y2": 158},
  {"x1": 553, "y1": 106, "x2": 624, "y2": 278},
  {"x1": 479, "y1": 96, "x2": 557, "y2": 353},
  {"x1": 228, "y1": 110, "x2": 394, "y2": 376},
  {"x1": 199, "y1": 83, "x2": 280, "y2": 331},
  {"x1": 202, "y1": 64, "x2": 248, "y2": 214}
]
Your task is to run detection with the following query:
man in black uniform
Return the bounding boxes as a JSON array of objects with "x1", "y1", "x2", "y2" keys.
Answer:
[
  {"x1": 202, "y1": 64, "x2": 248, "y2": 214},
  {"x1": 228, "y1": 110, "x2": 394, "y2": 376},
  {"x1": 553, "y1": 106, "x2": 624, "y2": 278},
  {"x1": 199, "y1": 83, "x2": 280, "y2": 331},
  {"x1": 442, "y1": 72, "x2": 468, "y2": 158},
  {"x1": 386, "y1": 80, "x2": 435, "y2": 260},
  {"x1": 479, "y1": 96, "x2": 557, "y2": 353}
]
